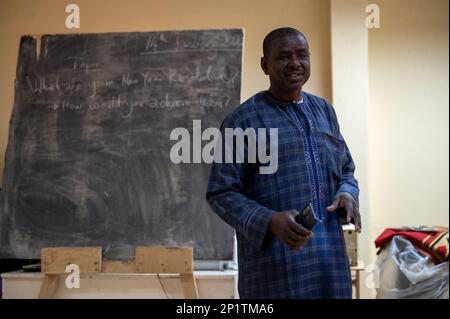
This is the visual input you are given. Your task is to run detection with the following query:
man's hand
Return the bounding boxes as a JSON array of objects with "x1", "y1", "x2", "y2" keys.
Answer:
[
  {"x1": 327, "y1": 192, "x2": 362, "y2": 233},
  {"x1": 269, "y1": 210, "x2": 314, "y2": 250}
]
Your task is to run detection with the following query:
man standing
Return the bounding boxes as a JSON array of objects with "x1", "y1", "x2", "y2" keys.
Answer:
[{"x1": 206, "y1": 27, "x2": 361, "y2": 298}]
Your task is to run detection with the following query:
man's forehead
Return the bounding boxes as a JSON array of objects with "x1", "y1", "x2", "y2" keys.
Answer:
[{"x1": 271, "y1": 34, "x2": 309, "y2": 51}]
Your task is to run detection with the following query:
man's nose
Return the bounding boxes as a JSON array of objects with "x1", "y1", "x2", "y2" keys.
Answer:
[{"x1": 287, "y1": 57, "x2": 302, "y2": 69}]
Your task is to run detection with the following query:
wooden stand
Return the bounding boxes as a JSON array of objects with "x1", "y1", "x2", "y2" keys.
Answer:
[
  {"x1": 351, "y1": 261, "x2": 365, "y2": 299},
  {"x1": 38, "y1": 246, "x2": 199, "y2": 299}
]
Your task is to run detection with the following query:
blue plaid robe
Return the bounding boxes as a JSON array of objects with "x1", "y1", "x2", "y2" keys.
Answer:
[{"x1": 206, "y1": 91, "x2": 359, "y2": 298}]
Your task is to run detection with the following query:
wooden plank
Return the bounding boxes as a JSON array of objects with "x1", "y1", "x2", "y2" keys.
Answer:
[
  {"x1": 135, "y1": 246, "x2": 193, "y2": 274},
  {"x1": 41, "y1": 247, "x2": 101, "y2": 274},
  {"x1": 38, "y1": 274, "x2": 60, "y2": 298},
  {"x1": 180, "y1": 273, "x2": 199, "y2": 299},
  {"x1": 102, "y1": 260, "x2": 136, "y2": 273}
]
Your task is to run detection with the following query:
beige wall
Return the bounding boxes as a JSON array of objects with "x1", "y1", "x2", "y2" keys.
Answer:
[
  {"x1": 2, "y1": 270, "x2": 237, "y2": 299},
  {"x1": 369, "y1": 0, "x2": 449, "y2": 239},
  {"x1": 331, "y1": 0, "x2": 370, "y2": 298},
  {"x1": 332, "y1": 0, "x2": 448, "y2": 298},
  {"x1": 0, "y1": 0, "x2": 332, "y2": 184}
]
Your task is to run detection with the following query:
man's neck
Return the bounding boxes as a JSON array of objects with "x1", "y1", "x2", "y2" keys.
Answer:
[{"x1": 268, "y1": 87, "x2": 302, "y2": 103}]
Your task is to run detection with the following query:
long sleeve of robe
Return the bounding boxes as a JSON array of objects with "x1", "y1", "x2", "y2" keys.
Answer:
[{"x1": 206, "y1": 90, "x2": 359, "y2": 298}]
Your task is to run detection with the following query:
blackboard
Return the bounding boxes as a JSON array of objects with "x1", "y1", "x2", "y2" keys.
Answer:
[{"x1": 0, "y1": 29, "x2": 242, "y2": 260}]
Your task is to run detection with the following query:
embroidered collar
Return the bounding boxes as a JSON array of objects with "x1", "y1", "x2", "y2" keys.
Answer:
[{"x1": 263, "y1": 91, "x2": 305, "y2": 108}]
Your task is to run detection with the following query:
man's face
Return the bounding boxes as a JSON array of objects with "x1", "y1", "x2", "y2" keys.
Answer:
[{"x1": 261, "y1": 34, "x2": 311, "y2": 96}]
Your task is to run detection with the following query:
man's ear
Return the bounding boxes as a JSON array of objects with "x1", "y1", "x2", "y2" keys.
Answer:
[{"x1": 261, "y1": 57, "x2": 269, "y2": 75}]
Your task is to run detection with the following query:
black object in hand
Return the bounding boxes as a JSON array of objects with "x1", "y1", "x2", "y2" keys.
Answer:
[
  {"x1": 337, "y1": 207, "x2": 354, "y2": 225},
  {"x1": 295, "y1": 203, "x2": 317, "y2": 230}
]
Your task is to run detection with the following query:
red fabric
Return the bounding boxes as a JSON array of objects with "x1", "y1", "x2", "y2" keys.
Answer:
[{"x1": 375, "y1": 227, "x2": 449, "y2": 263}]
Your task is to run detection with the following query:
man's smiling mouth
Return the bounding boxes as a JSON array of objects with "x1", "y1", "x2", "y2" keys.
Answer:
[{"x1": 286, "y1": 72, "x2": 303, "y2": 80}]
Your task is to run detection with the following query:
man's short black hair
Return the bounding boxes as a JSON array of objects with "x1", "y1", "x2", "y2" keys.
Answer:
[{"x1": 263, "y1": 27, "x2": 307, "y2": 57}]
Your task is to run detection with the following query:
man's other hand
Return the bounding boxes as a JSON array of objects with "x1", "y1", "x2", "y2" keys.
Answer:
[
  {"x1": 269, "y1": 210, "x2": 314, "y2": 250},
  {"x1": 327, "y1": 192, "x2": 362, "y2": 233}
]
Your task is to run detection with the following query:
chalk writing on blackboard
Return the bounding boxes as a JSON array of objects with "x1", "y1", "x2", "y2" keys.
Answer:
[{"x1": 0, "y1": 29, "x2": 243, "y2": 261}]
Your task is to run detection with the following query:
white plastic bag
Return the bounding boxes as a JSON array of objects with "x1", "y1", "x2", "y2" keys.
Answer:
[{"x1": 376, "y1": 235, "x2": 449, "y2": 299}]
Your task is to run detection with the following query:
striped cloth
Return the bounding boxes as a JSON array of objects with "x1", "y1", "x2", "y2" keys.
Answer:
[
  {"x1": 375, "y1": 227, "x2": 449, "y2": 263},
  {"x1": 206, "y1": 91, "x2": 359, "y2": 298}
]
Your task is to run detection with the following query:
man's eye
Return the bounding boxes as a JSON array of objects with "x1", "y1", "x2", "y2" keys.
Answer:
[{"x1": 298, "y1": 53, "x2": 310, "y2": 59}]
